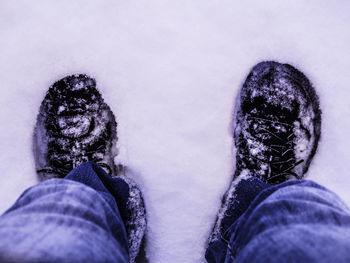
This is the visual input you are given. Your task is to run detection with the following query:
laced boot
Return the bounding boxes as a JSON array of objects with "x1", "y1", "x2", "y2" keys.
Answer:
[
  {"x1": 234, "y1": 61, "x2": 321, "y2": 184},
  {"x1": 209, "y1": 61, "x2": 321, "y2": 243},
  {"x1": 33, "y1": 74, "x2": 146, "y2": 263},
  {"x1": 34, "y1": 74, "x2": 118, "y2": 179}
]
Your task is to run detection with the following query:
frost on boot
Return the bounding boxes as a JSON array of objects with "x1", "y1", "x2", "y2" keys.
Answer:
[
  {"x1": 107, "y1": 171, "x2": 147, "y2": 263},
  {"x1": 120, "y1": 175, "x2": 147, "y2": 263},
  {"x1": 33, "y1": 74, "x2": 118, "y2": 180},
  {"x1": 234, "y1": 61, "x2": 321, "y2": 184}
]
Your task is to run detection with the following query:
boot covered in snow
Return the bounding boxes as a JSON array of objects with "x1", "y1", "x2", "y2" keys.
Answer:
[
  {"x1": 34, "y1": 74, "x2": 119, "y2": 179},
  {"x1": 233, "y1": 61, "x2": 321, "y2": 184},
  {"x1": 33, "y1": 74, "x2": 146, "y2": 263},
  {"x1": 208, "y1": 61, "x2": 321, "y2": 243}
]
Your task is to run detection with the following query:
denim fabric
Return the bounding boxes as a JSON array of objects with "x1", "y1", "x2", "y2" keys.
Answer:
[
  {"x1": 219, "y1": 176, "x2": 270, "y2": 241},
  {"x1": 1, "y1": 163, "x2": 350, "y2": 263},
  {"x1": 206, "y1": 176, "x2": 270, "y2": 263},
  {"x1": 206, "y1": 179, "x2": 350, "y2": 263},
  {"x1": 0, "y1": 162, "x2": 129, "y2": 263}
]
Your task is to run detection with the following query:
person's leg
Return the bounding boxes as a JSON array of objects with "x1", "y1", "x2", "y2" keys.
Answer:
[
  {"x1": 206, "y1": 61, "x2": 328, "y2": 262},
  {"x1": 206, "y1": 175, "x2": 270, "y2": 262},
  {"x1": 0, "y1": 162, "x2": 129, "y2": 263},
  {"x1": 230, "y1": 179, "x2": 350, "y2": 262},
  {"x1": 206, "y1": 177, "x2": 350, "y2": 263},
  {"x1": 0, "y1": 74, "x2": 146, "y2": 262}
]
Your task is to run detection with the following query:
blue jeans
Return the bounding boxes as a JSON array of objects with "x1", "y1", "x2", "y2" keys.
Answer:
[
  {"x1": 206, "y1": 178, "x2": 350, "y2": 262},
  {"x1": 0, "y1": 163, "x2": 349, "y2": 262},
  {"x1": 0, "y1": 162, "x2": 129, "y2": 263}
]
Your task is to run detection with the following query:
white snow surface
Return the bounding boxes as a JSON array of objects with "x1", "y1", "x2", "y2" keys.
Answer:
[{"x1": 1, "y1": 1, "x2": 350, "y2": 262}]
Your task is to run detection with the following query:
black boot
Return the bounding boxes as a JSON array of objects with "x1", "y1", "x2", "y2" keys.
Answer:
[
  {"x1": 233, "y1": 61, "x2": 321, "y2": 184},
  {"x1": 33, "y1": 74, "x2": 147, "y2": 263},
  {"x1": 209, "y1": 61, "x2": 321, "y2": 243},
  {"x1": 34, "y1": 74, "x2": 119, "y2": 179}
]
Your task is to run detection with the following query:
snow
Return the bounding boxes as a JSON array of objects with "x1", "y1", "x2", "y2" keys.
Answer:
[{"x1": 1, "y1": 0, "x2": 350, "y2": 262}]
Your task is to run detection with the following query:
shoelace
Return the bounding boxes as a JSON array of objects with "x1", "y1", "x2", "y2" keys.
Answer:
[{"x1": 245, "y1": 115, "x2": 304, "y2": 183}]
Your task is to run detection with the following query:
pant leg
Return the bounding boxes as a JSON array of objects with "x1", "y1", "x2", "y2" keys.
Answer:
[
  {"x1": 206, "y1": 176, "x2": 270, "y2": 263},
  {"x1": 0, "y1": 162, "x2": 129, "y2": 263},
  {"x1": 207, "y1": 179, "x2": 350, "y2": 263}
]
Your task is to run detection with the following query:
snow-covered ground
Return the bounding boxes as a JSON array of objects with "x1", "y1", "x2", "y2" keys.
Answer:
[{"x1": 1, "y1": 1, "x2": 350, "y2": 262}]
